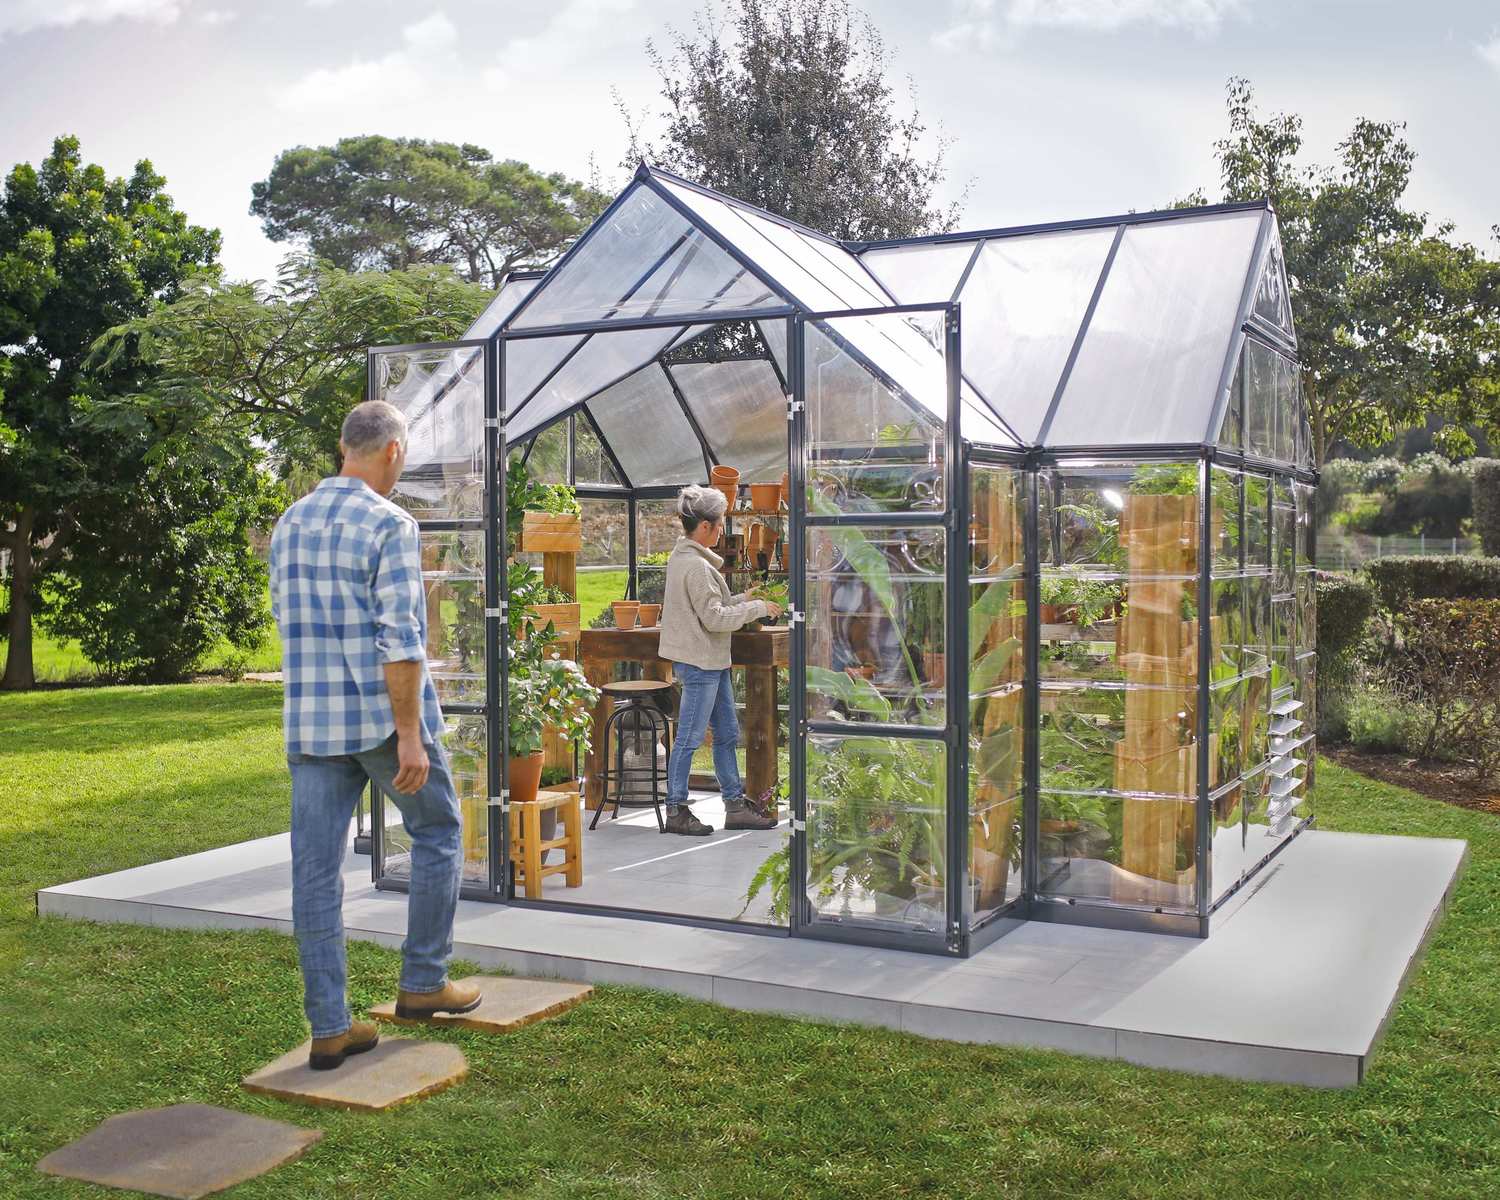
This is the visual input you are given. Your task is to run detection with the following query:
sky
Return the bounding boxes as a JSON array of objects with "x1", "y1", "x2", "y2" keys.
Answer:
[{"x1": 1, "y1": 0, "x2": 1496, "y2": 283}]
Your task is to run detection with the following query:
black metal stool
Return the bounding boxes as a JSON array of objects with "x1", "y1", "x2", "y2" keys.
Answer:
[{"x1": 592, "y1": 679, "x2": 675, "y2": 831}]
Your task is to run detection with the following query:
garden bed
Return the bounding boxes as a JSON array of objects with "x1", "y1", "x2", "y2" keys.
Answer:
[{"x1": 1324, "y1": 746, "x2": 1500, "y2": 816}]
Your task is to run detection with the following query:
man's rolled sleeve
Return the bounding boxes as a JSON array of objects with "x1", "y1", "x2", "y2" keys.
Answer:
[{"x1": 372, "y1": 519, "x2": 427, "y2": 663}]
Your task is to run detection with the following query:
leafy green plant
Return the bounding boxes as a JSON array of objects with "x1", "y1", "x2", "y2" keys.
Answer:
[{"x1": 506, "y1": 628, "x2": 599, "y2": 758}]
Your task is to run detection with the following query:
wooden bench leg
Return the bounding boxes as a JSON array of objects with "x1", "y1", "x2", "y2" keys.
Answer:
[
  {"x1": 563, "y1": 797, "x2": 583, "y2": 888},
  {"x1": 522, "y1": 804, "x2": 544, "y2": 900}
]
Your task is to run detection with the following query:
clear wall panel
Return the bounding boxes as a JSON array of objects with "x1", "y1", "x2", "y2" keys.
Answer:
[
  {"x1": 511, "y1": 184, "x2": 778, "y2": 327},
  {"x1": 380, "y1": 714, "x2": 490, "y2": 887},
  {"x1": 969, "y1": 466, "x2": 1026, "y2": 921},
  {"x1": 1046, "y1": 211, "x2": 1261, "y2": 447},
  {"x1": 373, "y1": 345, "x2": 484, "y2": 520},
  {"x1": 803, "y1": 316, "x2": 944, "y2": 516},
  {"x1": 805, "y1": 524, "x2": 946, "y2": 727},
  {"x1": 960, "y1": 227, "x2": 1116, "y2": 444},
  {"x1": 573, "y1": 411, "x2": 624, "y2": 486},
  {"x1": 860, "y1": 240, "x2": 979, "y2": 303},
  {"x1": 420, "y1": 530, "x2": 486, "y2": 708},
  {"x1": 518, "y1": 419, "x2": 568, "y2": 484},
  {"x1": 465, "y1": 275, "x2": 539, "y2": 339},
  {"x1": 805, "y1": 733, "x2": 948, "y2": 935},
  {"x1": 1037, "y1": 462, "x2": 1205, "y2": 913},
  {"x1": 669, "y1": 359, "x2": 787, "y2": 481},
  {"x1": 1252, "y1": 226, "x2": 1295, "y2": 338}
]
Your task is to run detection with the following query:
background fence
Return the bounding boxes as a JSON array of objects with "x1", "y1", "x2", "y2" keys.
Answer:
[{"x1": 1318, "y1": 531, "x2": 1480, "y2": 569}]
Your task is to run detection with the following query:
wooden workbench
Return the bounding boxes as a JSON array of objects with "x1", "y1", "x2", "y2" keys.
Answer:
[{"x1": 578, "y1": 627, "x2": 789, "y2": 814}]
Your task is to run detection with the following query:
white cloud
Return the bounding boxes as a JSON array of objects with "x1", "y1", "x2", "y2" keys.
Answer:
[
  {"x1": 482, "y1": 0, "x2": 637, "y2": 92},
  {"x1": 0, "y1": 0, "x2": 187, "y2": 38},
  {"x1": 275, "y1": 11, "x2": 459, "y2": 112},
  {"x1": 197, "y1": 8, "x2": 235, "y2": 25},
  {"x1": 934, "y1": 0, "x2": 1244, "y2": 52},
  {"x1": 1479, "y1": 33, "x2": 1500, "y2": 74}
]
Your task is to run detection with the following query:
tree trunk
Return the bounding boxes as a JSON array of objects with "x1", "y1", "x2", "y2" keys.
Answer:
[{"x1": 2, "y1": 507, "x2": 37, "y2": 691}]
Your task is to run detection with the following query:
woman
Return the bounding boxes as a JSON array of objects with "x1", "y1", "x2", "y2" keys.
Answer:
[{"x1": 656, "y1": 484, "x2": 784, "y2": 836}]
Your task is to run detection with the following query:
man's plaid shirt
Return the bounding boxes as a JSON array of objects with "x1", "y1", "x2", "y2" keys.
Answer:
[{"x1": 270, "y1": 477, "x2": 444, "y2": 757}]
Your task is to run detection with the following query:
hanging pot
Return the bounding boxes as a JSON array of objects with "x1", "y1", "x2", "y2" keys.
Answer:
[{"x1": 507, "y1": 751, "x2": 544, "y2": 806}]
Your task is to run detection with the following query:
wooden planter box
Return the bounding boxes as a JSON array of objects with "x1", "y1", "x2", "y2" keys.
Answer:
[
  {"x1": 524, "y1": 601, "x2": 581, "y2": 642},
  {"x1": 519, "y1": 512, "x2": 581, "y2": 553}
]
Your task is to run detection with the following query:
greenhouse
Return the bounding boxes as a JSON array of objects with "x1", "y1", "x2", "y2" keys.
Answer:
[{"x1": 365, "y1": 163, "x2": 1317, "y2": 957}]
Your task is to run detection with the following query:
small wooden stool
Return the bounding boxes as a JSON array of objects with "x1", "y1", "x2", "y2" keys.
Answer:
[{"x1": 509, "y1": 790, "x2": 583, "y2": 899}]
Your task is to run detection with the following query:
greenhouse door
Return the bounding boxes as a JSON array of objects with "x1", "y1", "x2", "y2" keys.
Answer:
[{"x1": 790, "y1": 306, "x2": 967, "y2": 954}]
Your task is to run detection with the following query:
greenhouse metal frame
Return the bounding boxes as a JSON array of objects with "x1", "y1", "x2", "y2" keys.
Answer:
[{"x1": 365, "y1": 163, "x2": 1318, "y2": 957}]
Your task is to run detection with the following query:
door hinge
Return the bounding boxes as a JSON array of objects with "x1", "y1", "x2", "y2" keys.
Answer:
[
  {"x1": 489, "y1": 794, "x2": 509, "y2": 812},
  {"x1": 786, "y1": 399, "x2": 804, "y2": 421},
  {"x1": 790, "y1": 818, "x2": 806, "y2": 833},
  {"x1": 484, "y1": 602, "x2": 508, "y2": 618},
  {"x1": 484, "y1": 417, "x2": 501, "y2": 429},
  {"x1": 789, "y1": 609, "x2": 805, "y2": 625}
]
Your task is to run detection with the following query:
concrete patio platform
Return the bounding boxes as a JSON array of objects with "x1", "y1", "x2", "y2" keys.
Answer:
[{"x1": 36, "y1": 828, "x2": 1466, "y2": 1088}]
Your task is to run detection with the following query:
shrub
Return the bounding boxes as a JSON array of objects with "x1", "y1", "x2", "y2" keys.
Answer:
[
  {"x1": 1364, "y1": 556, "x2": 1500, "y2": 611},
  {"x1": 1344, "y1": 686, "x2": 1431, "y2": 756},
  {"x1": 1380, "y1": 598, "x2": 1500, "y2": 779},
  {"x1": 1316, "y1": 571, "x2": 1376, "y2": 741},
  {"x1": 1472, "y1": 461, "x2": 1500, "y2": 556}
]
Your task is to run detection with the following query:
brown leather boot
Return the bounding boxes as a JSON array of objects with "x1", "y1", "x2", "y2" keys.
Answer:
[
  {"x1": 394, "y1": 978, "x2": 483, "y2": 1020},
  {"x1": 308, "y1": 1019, "x2": 380, "y2": 1070}
]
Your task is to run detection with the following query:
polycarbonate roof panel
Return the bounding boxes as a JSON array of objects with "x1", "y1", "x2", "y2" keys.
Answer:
[
  {"x1": 465, "y1": 275, "x2": 539, "y2": 338},
  {"x1": 860, "y1": 240, "x2": 978, "y2": 303},
  {"x1": 758, "y1": 318, "x2": 789, "y2": 381},
  {"x1": 653, "y1": 176, "x2": 881, "y2": 312},
  {"x1": 509, "y1": 183, "x2": 785, "y2": 328},
  {"x1": 587, "y1": 364, "x2": 707, "y2": 485},
  {"x1": 1044, "y1": 210, "x2": 1262, "y2": 448},
  {"x1": 668, "y1": 359, "x2": 786, "y2": 482},
  {"x1": 958, "y1": 226, "x2": 1117, "y2": 444}
]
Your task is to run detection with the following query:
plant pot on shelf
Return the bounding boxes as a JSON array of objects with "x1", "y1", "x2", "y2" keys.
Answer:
[
  {"x1": 1040, "y1": 603, "x2": 1061, "y2": 625},
  {"x1": 611, "y1": 600, "x2": 640, "y2": 630},
  {"x1": 519, "y1": 511, "x2": 582, "y2": 553},
  {"x1": 780, "y1": 471, "x2": 790, "y2": 509},
  {"x1": 508, "y1": 751, "x2": 544, "y2": 805},
  {"x1": 637, "y1": 602, "x2": 661, "y2": 627},
  {"x1": 749, "y1": 482, "x2": 781, "y2": 512},
  {"x1": 710, "y1": 463, "x2": 739, "y2": 487},
  {"x1": 715, "y1": 482, "x2": 739, "y2": 512}
]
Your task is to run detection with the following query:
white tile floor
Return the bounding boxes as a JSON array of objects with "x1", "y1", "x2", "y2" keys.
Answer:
[{"x1": 36, "y1": 826, "x2": 1467, "y2": 1088}]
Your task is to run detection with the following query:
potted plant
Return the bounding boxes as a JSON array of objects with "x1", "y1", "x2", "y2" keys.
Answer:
[
  {"x1": 506, "y1": 626, "x2": 600, "y2": 806},
  {"x1": 508, "y1": 461, "x2": 583, "y2": 553}
]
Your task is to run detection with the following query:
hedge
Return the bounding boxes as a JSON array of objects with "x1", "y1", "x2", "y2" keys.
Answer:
[
  {"x1": 1363, "y1": 555, "x2": 1500, "y2": 611},
  {"x1": 1472, "y1": 461, "x2": 1500, "y2": 556}
]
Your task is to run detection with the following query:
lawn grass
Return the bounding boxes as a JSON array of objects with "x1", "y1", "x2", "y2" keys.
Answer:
[
  {"x1": 1, "y1": 684, "x2": 1496, "y2": 1198},
  {"x1": 0, "y1": 624, "x2": 283, "y2": 683},
  {"x1": 577, "y1": 567, "x2": 627, "y2": 628}
]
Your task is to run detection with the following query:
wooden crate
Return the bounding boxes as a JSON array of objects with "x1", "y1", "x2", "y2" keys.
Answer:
[{"x1": 519, "y1": 512, "x2": 582, "y2": 553}]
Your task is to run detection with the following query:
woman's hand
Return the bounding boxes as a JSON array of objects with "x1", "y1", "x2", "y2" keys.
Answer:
[{"x1": 763, "y1": 601, "x2": 784, "y2": 620}]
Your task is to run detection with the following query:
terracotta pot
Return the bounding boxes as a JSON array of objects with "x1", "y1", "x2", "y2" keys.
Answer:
[
  {"x1": 507, "y1": 751, "x2": 544, "y2": 805},
  {"x1": 780, "y1": 471, "x2": 790, "y2": 508},
  {"x1": 637, "y1": 603, "x2": 661, "y2": 627},
  {"x1": 611, "y1": 600, "x2": 640, "y2": 630},
  {"x1": 749, "y1": 482, "x2": 781, "y2": 512},
  {"x1": 715, "y1": 482, "x2": 739, "y2": 512},
  {"x1": 710, "y1": 464, "x2": 739, "y2": 485}
]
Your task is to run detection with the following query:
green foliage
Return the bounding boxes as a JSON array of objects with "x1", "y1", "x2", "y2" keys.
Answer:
[
  {"x1": 1344, "y1": 685, "x2": 1431, "y2": 757},
  {"x1": 94, "y1": 255, "x2": 491, "y2": 472},
  {"x1": 1316, "y1": 571, "x2": 1375, "y2": 686},
  {"x1": 1471, "y1": 460, "x2": 1500, "y2": 555},
  {"x1": 251, "y1": 136, "x2": 608, "y2": 287},
  {"x1": 628, "y1": 0, "x2": 958, "y2": 240},
  {"x1": 1364, "y1": 555, "x2": 1500, "y2": 610},
  {"x1": 1, "y1": 134, "x2": 221, "y2": 688},
  {"x1": 1380, "y1": 599, "x2": 1500, "y2": 777},
  {"x1": 1187, "y1": 79, "x2": 1500, "y2": 464},
  {"x1": 42, "y1": 452, "x2": 282, "y2": 682}
]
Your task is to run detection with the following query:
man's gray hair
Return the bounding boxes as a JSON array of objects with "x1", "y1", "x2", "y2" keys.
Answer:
[
  {"x1": 678, "y1": 483, "x2": 728, "y2": 533},
  {"x1": 341, "y1": 400, "x2": 408, "y2": 457}
]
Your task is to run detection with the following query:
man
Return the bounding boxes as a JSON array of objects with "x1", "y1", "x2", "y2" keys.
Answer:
[{"x1": 270, "y1": 400, "x2": 480, "y2": 1071}]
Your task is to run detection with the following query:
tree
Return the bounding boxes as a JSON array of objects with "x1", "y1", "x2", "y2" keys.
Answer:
[
  {"x1": 95, "y1": 257, "x2": 492, "y2": 472},
  {"x1": 1186, "y1": 79, "x2": 1500, "y2": 465},
  {"x1": 42, "y1": 438, "x2": 282, "y2": 683},
  {"x1": 624, "y1": 0, "x2": 960, "y2": 241},
  {"x1": 250, "y1": 137, "x2": 610, "y2": 287},
  {"x1": 0, "y1": 135, "x2": 220, "y2": 689}
]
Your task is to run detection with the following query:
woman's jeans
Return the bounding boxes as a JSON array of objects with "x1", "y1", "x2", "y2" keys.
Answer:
[
  {"x1": 287, "y1": 734, "x2": 462, "y2": 1038},
  {"x1": 666, "y1": 663, "x2": 744, "y2": 811}
]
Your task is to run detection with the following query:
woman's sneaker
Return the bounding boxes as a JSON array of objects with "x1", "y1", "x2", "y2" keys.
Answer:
[
  {"x1": 724, "y1": 797, "x2": 777, "y2": 830},
  {"x1": 663, "y1": 807, "x2": 713, "y2": 836}
]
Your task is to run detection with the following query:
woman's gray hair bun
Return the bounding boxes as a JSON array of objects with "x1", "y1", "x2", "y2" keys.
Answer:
[{"x1": 678, "y1": 484, "x2": 728, "y2": 534}]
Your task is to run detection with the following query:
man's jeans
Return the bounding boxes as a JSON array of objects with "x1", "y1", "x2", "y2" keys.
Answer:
[
  {"x1": 288, "y1": 734, "x2": 462, "y2": 1038},
  {"x1": 666, "y1": 663, "x2": 744, "y2": 811}
]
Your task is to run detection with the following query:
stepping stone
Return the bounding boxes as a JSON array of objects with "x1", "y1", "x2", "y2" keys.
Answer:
[
  {"x1": 370, "y1": 975, "x2": 593, "y2": 1034},
  {"x1": 37, "y1": 1103, "x2": 320, "y2": 1199},
  {"x1": 242, "y1": 1037, "x2": 466, "y2": 1112}
]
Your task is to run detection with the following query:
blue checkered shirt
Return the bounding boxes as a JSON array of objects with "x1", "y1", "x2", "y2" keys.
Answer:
[{"x1": 270, "y1": 477, "x2": 444, "y2": 757}]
